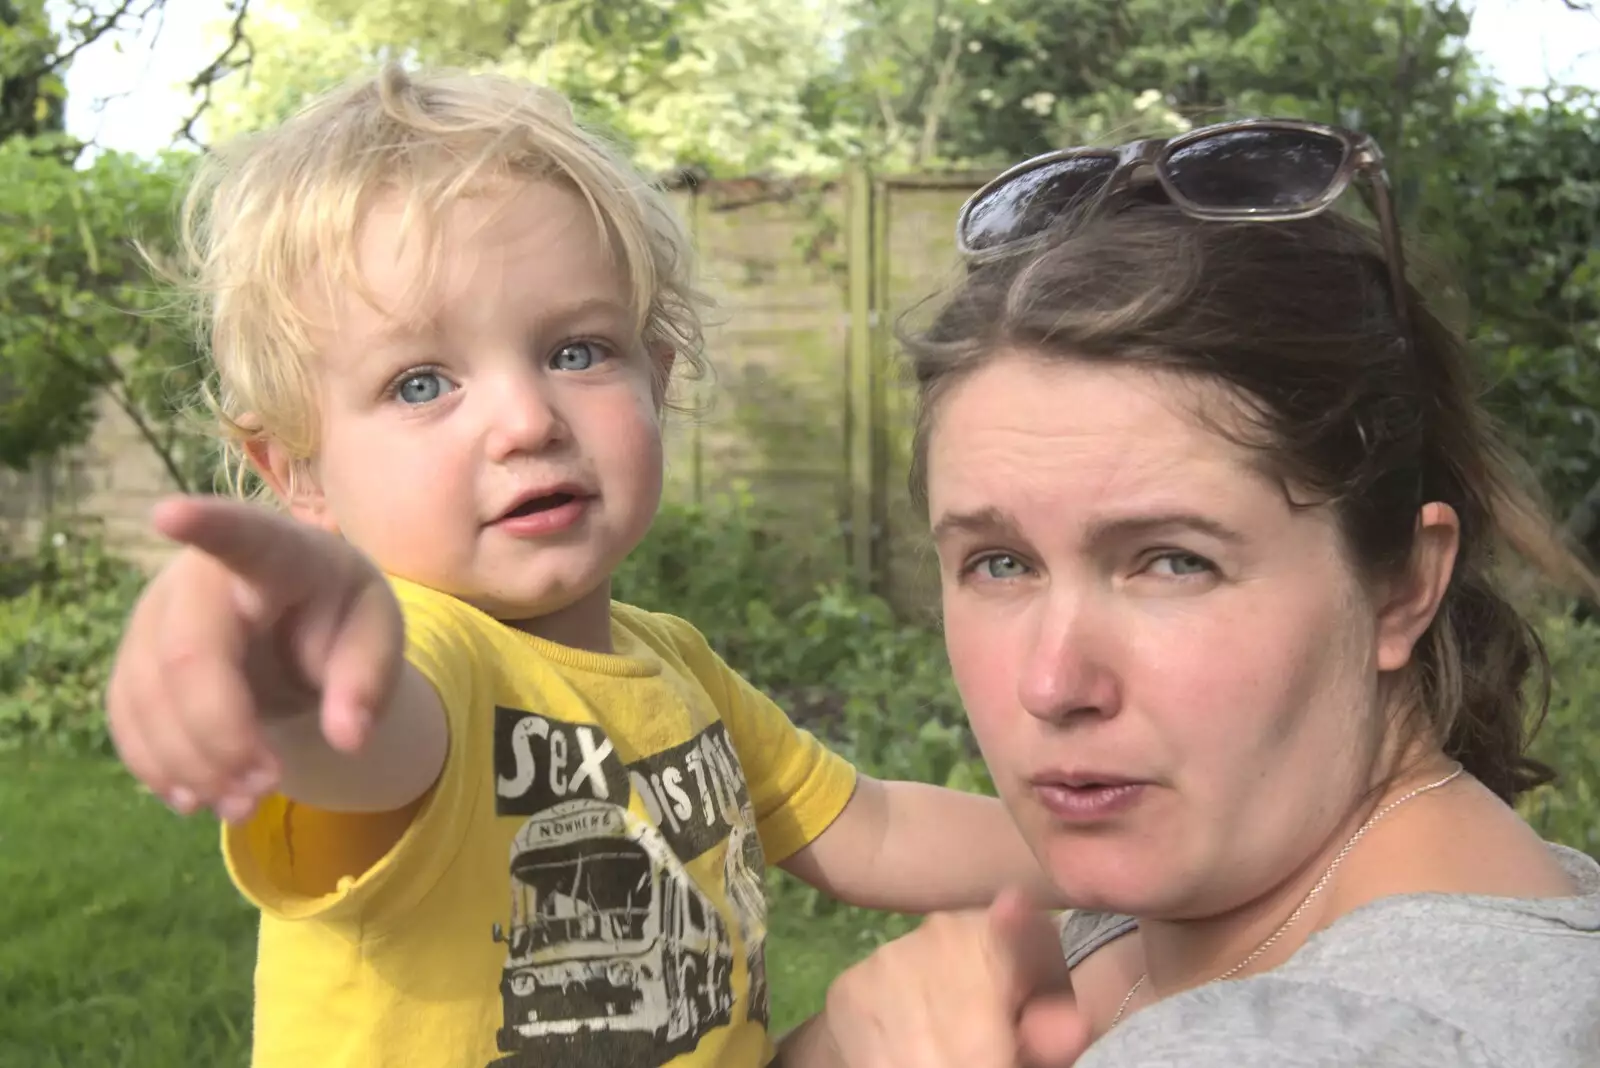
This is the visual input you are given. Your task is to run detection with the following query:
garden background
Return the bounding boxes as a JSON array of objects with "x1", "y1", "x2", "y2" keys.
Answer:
[{"x1": 2, "y1": 1, "x2": 1598, "y2": 1063}]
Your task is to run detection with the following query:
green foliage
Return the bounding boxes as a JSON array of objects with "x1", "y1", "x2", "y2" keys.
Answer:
[
  {"x1": 0, "y1": 3, "x2": 218, "y2": 488},
  {"x1": 613, "y1": 493, "x2": 983, "y2": 790},
  {"x1": 0, "y1": 136, "x2": 98, "y2": 463},
  {"x1": 0, "y1": 521, "x2": 145, "y2": 751},
  {"x1": 207, "y1": 0, "x2": 852, "y2": 176},
  {"x1": 818, "y1": 0, "x2": 1481, "y2": 172},
  {"x1": 0, "y1": 0, "x2": 67, "y2": 141},
  {"x1": 1520, "y1": 614, "x2": 1600, "y2": 859},
  {"x1": 1419, "y1": 89, "x2": 1600, "y2": 516},
  {"x1": 219, "y1": 0, "x2": 1483, "y2": 175},
  {"x1": 0, "y1": 138, "x2": 210, "y2": 484}
]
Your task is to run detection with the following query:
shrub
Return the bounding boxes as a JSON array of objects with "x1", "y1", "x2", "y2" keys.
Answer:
[
  {"x1": 1520, "y1": 615, "x2": 1600, "y2": 859},
  {"x1": 613, "y1": 491, "x2": 988, "y2": 790},
  {"x1": 0, "y1": 522, "x2": 145, "y2": 751}
]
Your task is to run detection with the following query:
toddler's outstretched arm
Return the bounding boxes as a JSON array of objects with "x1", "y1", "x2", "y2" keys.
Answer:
[
  {"x1": 107, "y1": 495, "x2": 447, "y2": 824},
  {"x1": 779, "y1": 776, "x2": 1065, "y2": 912}
]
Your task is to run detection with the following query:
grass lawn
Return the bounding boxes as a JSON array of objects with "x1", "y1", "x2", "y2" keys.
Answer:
[{"x1": 0, "y1": 750, "x2": 903, "y2": 1066}]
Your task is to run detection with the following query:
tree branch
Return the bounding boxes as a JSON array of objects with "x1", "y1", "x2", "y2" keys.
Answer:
[
  {"x1": 51, "y1": 339, "x2": 195, "y2": 494},
  {"x1": 103, "y1": 377, "x2": 196, "y2": 493},
  {"x1": 874, "y1": 85, "x2": 902, "y2": 150},
  {"x1": 176, "y1": 0, "x2": 255, "y2": 150},
  {"x1": 1389, "y1": 0, "x2": 1415, "y2": 157},
  {"x1": 900, "y1": 0, "x2": 952, "y2": 125},
  {"x1": 914, "y1": 22, "x2": 964, "y2": 166},
  {"x1": 43, "y1": 0, "x2": 147, "y2": 74}
]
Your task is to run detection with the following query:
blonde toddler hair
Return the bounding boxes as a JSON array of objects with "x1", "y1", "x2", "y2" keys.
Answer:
[{"x1": 175, "y1": 63, "x2": 708, "y2": 496}]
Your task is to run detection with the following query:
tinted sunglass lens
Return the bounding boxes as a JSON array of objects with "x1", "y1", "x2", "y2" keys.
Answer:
[
  {"x1": 1163, "y1": 128, "x2": 1348, "y2": 212},
  {"x1": 962, "y1": 155, "x2": 1118, "y2": 251}
]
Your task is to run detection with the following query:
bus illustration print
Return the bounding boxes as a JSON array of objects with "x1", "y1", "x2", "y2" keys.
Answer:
[
  {"x1": 489, "y1": 798, "x2": 735, "y2": 1067},
  {"x1": 721, "y1": 799, "x2": 770, "y2": 1026}
]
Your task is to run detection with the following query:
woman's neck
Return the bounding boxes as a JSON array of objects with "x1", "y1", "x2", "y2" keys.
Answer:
[
  {"x1": 1135, "y1": 839, "x2": 1343, "y2": 997},
  {"x1": 1135, "y1": 755, "x2": 1468, "y2": 999}
]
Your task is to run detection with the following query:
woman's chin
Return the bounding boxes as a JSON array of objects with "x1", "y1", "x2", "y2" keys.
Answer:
[{"x1": 1037, "y1": 831, "x2": 1192, "y2": 916}]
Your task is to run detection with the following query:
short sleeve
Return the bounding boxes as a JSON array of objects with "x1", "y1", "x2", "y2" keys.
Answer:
[
  {"x1": 221, "y1": 576, "x2": 485, "y2": 930},
  {"x1": 653, "y1": 615, "x2": 858, "y2": 864},
  {"x1": 1080, "y1": 978, "x2": 1503, "y2": 1068}
]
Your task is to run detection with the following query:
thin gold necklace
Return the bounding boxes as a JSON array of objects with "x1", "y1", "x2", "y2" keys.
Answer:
[{"x1": 1108, "y1": 764, "x2": 1464, "y2": 1030}]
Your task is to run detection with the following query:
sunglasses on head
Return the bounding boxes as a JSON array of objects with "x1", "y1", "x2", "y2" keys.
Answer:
[{"x1": 955, "y1": 118, "x2": 1411, "y2": 344}]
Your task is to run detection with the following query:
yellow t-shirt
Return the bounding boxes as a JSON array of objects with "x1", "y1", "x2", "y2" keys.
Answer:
[{"x1": 223, "y1": 577, "x2": 858, "y2": 1068}]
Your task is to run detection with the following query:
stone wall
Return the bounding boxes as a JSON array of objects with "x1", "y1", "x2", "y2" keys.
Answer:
[{"x1": 1, "y1": 391, "x2": 184, "y2": 573}]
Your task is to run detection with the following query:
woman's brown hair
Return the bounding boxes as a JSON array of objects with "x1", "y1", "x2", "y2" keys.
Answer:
[{"x1": 903, "y1": 185, "x2": 1599, "y2": 804}]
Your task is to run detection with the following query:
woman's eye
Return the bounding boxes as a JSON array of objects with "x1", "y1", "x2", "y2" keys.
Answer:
[
  {"x1": 550, "y1": 340, "x2": 606, "y2": 371},
  {"x1": 394, "y1": 371, "x2": 455, "y2": 405},
  {"x1": 1146, "y1": 551, "x2": 1214, "y2": 578},
  {"x1": 976, "y1": 554, "x2": 1029, "y2": 580}
]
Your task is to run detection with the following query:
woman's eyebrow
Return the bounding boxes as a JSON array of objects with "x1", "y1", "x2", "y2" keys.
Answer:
[
  {"x1": 1086, "y1": 512, "x2": 1246, "y2": 546},
  {"x1": 932, "y1": 507, "x2": 1245, "y2": 547},
  {"x1": 931, "y1": 506, "x2": 1024, "y2": 544}
]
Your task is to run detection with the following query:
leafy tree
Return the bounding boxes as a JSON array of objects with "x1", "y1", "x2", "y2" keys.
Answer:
[
  {"x1": 1419, "y1": 90, "x2": 1600, "y2": 531},
  {"x1": 0, "y1": 140, "x2": 207, "y2": 485},
  {"x1": 0, "y1": 0, "x2": 66, "y2": 140},
  {"x1": 821, "y1": 0, "x2": 1481, "y2": 176},
  {"x1": 205, "y1": 0, "x2": 853, "y2": 176},
  {"x1": 0, "y1": 1, "x2": 231, "y2": 481}
]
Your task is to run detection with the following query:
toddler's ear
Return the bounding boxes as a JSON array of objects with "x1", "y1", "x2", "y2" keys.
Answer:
[{"x1": 243, "y1": 436, "x2": 337, "y2": 532}]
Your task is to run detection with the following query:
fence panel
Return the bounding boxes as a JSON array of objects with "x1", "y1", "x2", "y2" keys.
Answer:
[
  {"x1": 873, "y1": 175, "x2": 988, "y2": 614},
  {"x1": 657, "y1": 179, "x2": 856, "y2": 587}
]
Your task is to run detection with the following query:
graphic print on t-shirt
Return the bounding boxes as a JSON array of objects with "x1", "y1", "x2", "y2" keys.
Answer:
[
  {"x1": 488, "y1": 706, "x2": 769, "y2": 1067},
  {"x1": 722, "y1": 811, "x2": 769, "y2": 1028}
]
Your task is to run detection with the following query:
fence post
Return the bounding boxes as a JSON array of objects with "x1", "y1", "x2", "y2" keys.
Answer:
[
  {"x1": 845, "y1": 165, "x2": 878, "y2": 591},
  {"x1": 687, "y1": 180, "x2": 706, "y2": 506},
  {"x1": 867, "y1": 176, "x2": 893, "y2": 600}
]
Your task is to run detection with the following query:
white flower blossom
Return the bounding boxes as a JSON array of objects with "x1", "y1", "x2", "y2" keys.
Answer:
[{"x1": 1022, "y1": 91, "x2": 1057, "y2": 116}]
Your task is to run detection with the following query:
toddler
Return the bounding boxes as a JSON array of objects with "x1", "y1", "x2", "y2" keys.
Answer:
[{"x1": 106, "y1": 65, "x2": 1060, "y2": 1068}]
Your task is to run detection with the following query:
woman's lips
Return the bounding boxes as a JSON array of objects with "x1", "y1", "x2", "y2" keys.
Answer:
[{"x1": 1030, "y1": 777, "x2": 1147, "y2": 822}]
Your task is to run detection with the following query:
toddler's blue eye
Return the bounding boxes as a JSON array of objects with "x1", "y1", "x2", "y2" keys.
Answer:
[
  {"x1": 551, "y1": 341, "x2": 602, "y2": 371},
  {"x1": 396, "y1": 372, "x2": 453, "y2": 405}
]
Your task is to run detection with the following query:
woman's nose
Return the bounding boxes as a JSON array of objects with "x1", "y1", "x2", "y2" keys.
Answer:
[{"x1": 1015, "y1": 597, "x2": 1122, "y2": 725}]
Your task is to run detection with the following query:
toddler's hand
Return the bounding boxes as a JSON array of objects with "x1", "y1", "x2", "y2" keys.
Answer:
[{"x1": 106, "y1": 495, "x2": 404, "y2": 822}]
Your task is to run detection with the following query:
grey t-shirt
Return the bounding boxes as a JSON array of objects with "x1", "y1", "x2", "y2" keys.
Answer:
[{"x1": 1060, "y1": 843, "x2": 1600, "y2": 1067}]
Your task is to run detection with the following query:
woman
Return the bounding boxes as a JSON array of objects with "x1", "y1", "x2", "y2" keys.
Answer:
[{"x1": 780, "y1": 120, "x2": 1600, "y2": 1066}]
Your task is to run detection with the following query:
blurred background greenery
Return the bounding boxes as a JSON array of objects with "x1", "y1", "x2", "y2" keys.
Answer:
[{"x1": 2, "y1": 1, "x2": 1598, "y2": 1064}]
